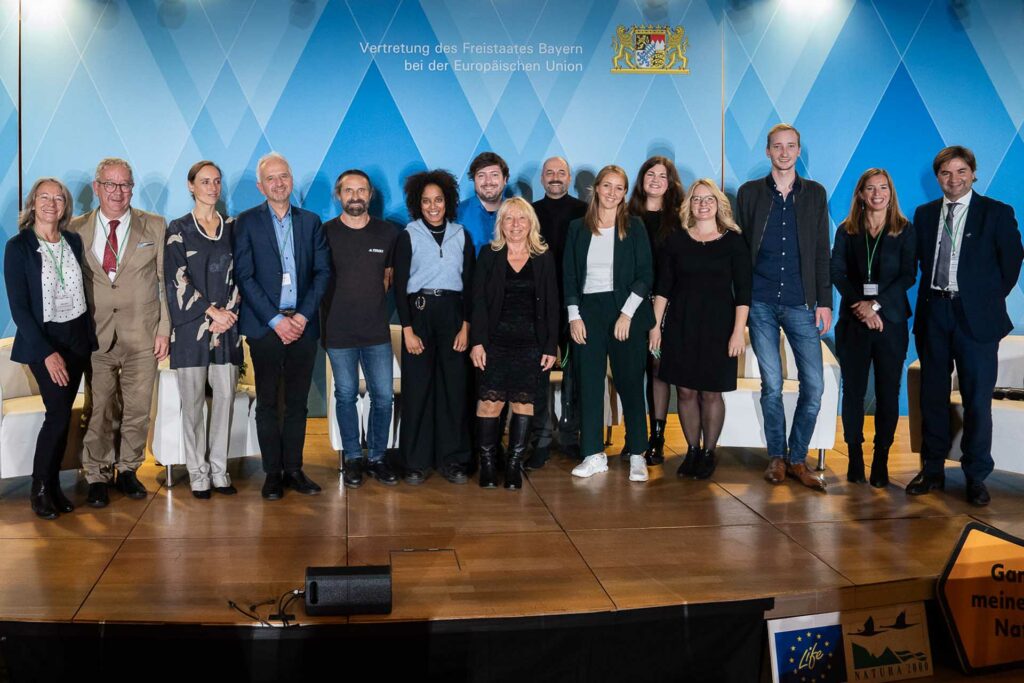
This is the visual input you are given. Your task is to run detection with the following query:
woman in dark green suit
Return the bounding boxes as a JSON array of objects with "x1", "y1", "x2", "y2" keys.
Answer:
[{"x1": 563, "y1": 165, "x2": 655, "y2": 482}]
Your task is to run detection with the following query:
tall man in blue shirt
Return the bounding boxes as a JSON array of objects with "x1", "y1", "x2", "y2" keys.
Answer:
[
  {"x1": 458, "y1": 152, "x2": 508, "y2": 252},
  {"x1": 234, "y1": 152, "x2": 331, "y2": 500},
  {"x1": 736, "y1": 124, "x2": 831, "y2": 491}
]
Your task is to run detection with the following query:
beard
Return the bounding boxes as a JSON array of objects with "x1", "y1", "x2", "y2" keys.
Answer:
[{"x1": 344, "y1": 200, "x2": 367, "y2": 216}]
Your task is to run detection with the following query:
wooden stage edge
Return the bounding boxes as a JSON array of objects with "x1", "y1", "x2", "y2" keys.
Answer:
[{"x1": 1, "y1": 417, "x2": 1023, "y2": 629}]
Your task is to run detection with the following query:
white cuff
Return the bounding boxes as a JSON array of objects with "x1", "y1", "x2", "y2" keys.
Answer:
[
  {"x1": 620, "y1": 292, "x2": 643, "y2": 318},
  {"x1": 568, "y1": 304, "x2": 581, "y2": 322}
]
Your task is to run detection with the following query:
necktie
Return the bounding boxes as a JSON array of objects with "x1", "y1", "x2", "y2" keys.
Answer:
[
  {"x1": 934, "y1": 202, "x2": 957, "y2": 289},
  {"x1": 103, "y1": 219, "x2": 119, "y2": 275}
]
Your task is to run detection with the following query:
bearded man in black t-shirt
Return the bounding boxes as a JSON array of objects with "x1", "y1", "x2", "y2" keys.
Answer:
[{"x1": 322, "y1": 170, "x2": 400, "y2": 488}]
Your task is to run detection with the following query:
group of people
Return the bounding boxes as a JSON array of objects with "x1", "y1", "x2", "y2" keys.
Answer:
[{"x1": 5, "y1": 123, "x2": 1021, "y2": 522}]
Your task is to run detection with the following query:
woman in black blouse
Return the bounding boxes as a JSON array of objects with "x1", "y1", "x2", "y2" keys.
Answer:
[
  {"x1": 831, "y1": 168, "x2": 916, "y2": 487},
  {"x1": 164, "y1": 160, "x2": 242, "y2": 498},
  {"x1": 470, "y1": 198, "x2": 559, "y2": 489},
  {"x1": 628, "y1": 156, "x2": 685, "y2": 466},
  {"x1": 649, "y1": 179, "x2": 751, "y2": 480},
  {"x1": 4, "y1": 177, "x2": 94, "y2": 519}
]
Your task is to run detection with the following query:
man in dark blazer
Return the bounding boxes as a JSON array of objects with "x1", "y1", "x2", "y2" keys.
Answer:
[
  {"x1": 907, "y1": 145, "x2": 1023, "y2": 506},
  {"x1": 233, "y1": 152, "x2": 331, "y2": 500}
]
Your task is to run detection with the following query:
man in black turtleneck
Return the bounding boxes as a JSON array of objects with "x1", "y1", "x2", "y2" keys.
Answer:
[{"x1": 529, "y1": 156, "x2": 587, "y2": 466}]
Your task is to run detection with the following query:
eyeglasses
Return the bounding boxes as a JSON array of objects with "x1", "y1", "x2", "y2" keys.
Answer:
[
  {"x1": 690, "y1": 195, "x2": 717, "y2": 205},
  {"x1": 97, "y1": 181, "x2": 134, "y2": 193},
  {"x1": 36, "y1": 194, "x2": 66, "y2": 205}
]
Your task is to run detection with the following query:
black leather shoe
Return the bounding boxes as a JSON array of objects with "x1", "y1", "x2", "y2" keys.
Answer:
[
  {"x1": 87, "y1": 482, "x2": 109, "y2": 508},
  {"x1": 403, "y1": 469, "x2": 427, "y2": 485},
  {"x1": 115, "y1": 471, "x2": 148, "y2": 499},
  {"x1": 905, "y1": 471, "x2": 945, "y2": 496},
  {"x1": 343, "y1": 459, "x2": 365, "y2": 489},
  {"x1": 504, "y1": 413, "x2": 531, "y2": 490},
  {"x1": 644, "y1": 419, "x2": 666, "y2": 466},
  {"x1": 442, "y1": 463, "x2": 469, "y2": 485},
  {"x1": 966, "y1": 480, "x2": 991, "y2": 507},
  {"x1": 213, "y1": 485, "x2": 237, "y2": 495},
  {"x1": 192, "y1": 489, "x2": 211, "y2": 500},
  {"x1": 694, "y1": 449, "x2": 717, "y2": 480},
  {"x1": 285, "y1": 470, "x2": 322, "y2": 495},
  {"x1": 677, "y1": 446, "x2": 700, "y2": 478},
  {"x1": 48, "y1": 478, "x2": 75, "y2": 513},
  {"x1": 869, "y1": 445, "x2": 890, "y2": 488},
  {"x1": 846, "y1": 443, "x2": 866, "y2": 484},
  {"x1": 30, "y1": 479, "x2": 59, "y2": 520},
  {"x1": 524, "y1": 445, "x2": 549, "y2": 471},
  {"x1": 476, "y1": 416, "x2": 500, "y2": 488},
  {"x1": 261, "y1": 473, "x2": 284, "y2": 500},
  {"x1": 367, "y1": 460, "x2": 399, "y2": 486}
]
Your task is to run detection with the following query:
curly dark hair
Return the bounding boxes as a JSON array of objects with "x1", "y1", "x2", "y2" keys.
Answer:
[
  {"x1": 404, "y1": 169, "x2": 460, "y2": 223},
  {"x1": 627, "y1": 156, "x2": 685, "y2": 245}
]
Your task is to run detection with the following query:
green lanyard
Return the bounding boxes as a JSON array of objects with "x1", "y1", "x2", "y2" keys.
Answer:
[
  {"x1": 942, "y1": 202, "x2": 968, "y2": 252},
  {"x1": 864, "y1": 229, "x2": 882, "y2": 282},
  {"x1": 37, "y1": 233, "x2": 67, "y2": 289}
]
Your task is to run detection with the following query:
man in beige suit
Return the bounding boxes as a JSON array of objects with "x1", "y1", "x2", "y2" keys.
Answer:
[{"x1": 69, "y1": 158, "x2": 170, "y2": 507}]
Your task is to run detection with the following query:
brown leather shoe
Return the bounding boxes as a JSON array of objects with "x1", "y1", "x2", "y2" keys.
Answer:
[
  {"x1": 764, "y1": 457, "x2": 786, "y2": 484},
  {"x1": 786, "y1": 461, "x2": 827, "y2": 491}
]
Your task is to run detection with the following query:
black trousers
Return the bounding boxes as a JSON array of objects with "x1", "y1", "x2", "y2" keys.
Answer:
[
  {"x1": 530, "y1": 338, "x2": 580, "y2": 449},
  {"x1": 915, "y1": 297, "x2": 999, "y2": 481},
  {"x1": 247, "y1": 331, "x2": 318, "y2": 474},
  {"x1": 28, "y1": 319, "x2": 90, "y2": 482},
  {"x1": 835, "y1": 316, "x2": 908, "y2": 450},
  {"x1": 400, "y1": 295, "x2": 471, "y2": 471}
]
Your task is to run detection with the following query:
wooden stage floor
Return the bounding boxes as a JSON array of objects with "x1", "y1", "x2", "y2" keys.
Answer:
[{"x1": 1, "y1": 417, "x2": 1023, "y2": 636}]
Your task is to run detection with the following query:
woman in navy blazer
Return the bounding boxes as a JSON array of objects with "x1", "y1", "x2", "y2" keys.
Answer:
[
  {"x1": 830, "y1": 168, "x2": 916, "y2": 488},
  {"x1": 4, "y1": 177, "x2": 96, "y2": 519}
]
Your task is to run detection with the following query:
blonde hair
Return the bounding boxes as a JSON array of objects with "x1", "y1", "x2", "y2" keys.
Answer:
[
  {"x1": 679, "y1": 179, "x2": 741, "y2": 234},
  {"x1": 18, "y1": 177, "x2": 73, "y2": 232},
  {"x1": 491, "y1": 197, "x2": 548, "y2": 256},
  {"x1": 585, "y1": 165, "x2": 630, "y2": 240},
  {"x1": 766, "y1": 123, "x2": 800, "y2": 148}
]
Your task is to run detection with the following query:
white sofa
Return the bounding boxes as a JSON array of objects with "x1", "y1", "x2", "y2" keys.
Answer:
[
  {"x1": 907, "y1": 335, "x2": 1024, "y2": 475},
  {"x1": 717, "y1": 329, "x2": 840, "y2": 469},
  {"x1": 150, "y1": 340, "x2": 260, "y2": 485},
  {"x1": 0, "y1": 338, "x2": 85, "y2": 479}
]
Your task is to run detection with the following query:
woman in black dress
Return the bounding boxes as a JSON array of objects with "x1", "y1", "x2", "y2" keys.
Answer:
[
  {"x1": 649, "y1": 179, "x2": 751, "y2": 479},
  {"x1": 470, "y1": 198, "x2": 559, "y2": 489},
  {"x1": 164, "y1": 160, "x2": 242, "y2": 498},
  {"x1": 831, "y1": 168, "x2": 915, "y2": 487},
  {"x1": 628, "y1": 156, "x2": 685, "y2": 466}
]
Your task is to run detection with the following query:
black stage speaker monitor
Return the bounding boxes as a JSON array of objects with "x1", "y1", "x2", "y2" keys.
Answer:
[{"x1": 305, "y1": 565, "x2": 392, "y2": 616}]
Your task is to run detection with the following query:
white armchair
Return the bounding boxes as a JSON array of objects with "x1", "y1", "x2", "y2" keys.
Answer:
[
  {"x1": 907, "y1": 335, "x2": 1024, "y2": 475},
  {"x1": 718, "y1": 329, "x2": 840, "y2": 469},
  {"x1": 149, "y1": 340, "x2": 260, "y2": 485},
  {"x1": 0, "y1": 337, "x2": 85, "y2": 479}
]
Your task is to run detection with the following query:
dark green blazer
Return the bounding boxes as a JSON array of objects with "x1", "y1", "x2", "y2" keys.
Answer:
[{"x1": 562, "y1": 216, "x2": 655, "y2": 333}]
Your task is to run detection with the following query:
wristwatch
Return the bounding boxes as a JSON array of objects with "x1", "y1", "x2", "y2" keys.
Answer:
[{"x1": 871, "y1": 302, "x2": 882, "y2": 312}]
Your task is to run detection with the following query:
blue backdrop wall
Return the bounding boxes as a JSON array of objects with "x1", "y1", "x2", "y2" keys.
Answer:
[{"x1": 3, "y1": 0, "x2": 1023, "y2": 415}]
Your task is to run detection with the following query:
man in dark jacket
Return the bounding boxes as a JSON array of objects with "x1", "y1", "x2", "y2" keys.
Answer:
[
  {"x1": 905, "y1": 145, "x2": 1023, "y2": 506},
  {"x1": 736, "y1": 124, "x2": 831, "y2": 491}
]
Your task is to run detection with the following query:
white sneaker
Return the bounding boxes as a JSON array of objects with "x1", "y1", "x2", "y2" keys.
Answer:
[
  {"x1": 629, "y1": 454, "x2": 649, "y2": 482},
  {"x1": 572, "y1": 453, "x2": 608, "y2": 478}
]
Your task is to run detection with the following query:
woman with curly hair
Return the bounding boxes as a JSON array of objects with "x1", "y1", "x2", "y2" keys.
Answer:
[
  {"x1": 649, "y1": 179, "x2": 751, "y2": 480},
  {"x1": 393, "y1": 169, "x2": 475, "y2": 485},
  {"x1": 628, "y1": 156, "x2": 685, "y2": 466}
]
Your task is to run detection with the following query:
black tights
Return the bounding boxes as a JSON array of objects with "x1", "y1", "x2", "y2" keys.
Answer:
[
  {"x1": 676, "y1": 387, "x2": 725, "y2": 451},
  {"x1": 647, "y1": 356, "x2": 670, "y2": 420}
]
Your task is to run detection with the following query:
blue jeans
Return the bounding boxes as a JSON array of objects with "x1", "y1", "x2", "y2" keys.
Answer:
[
  {"x1": 748, "y1": 301, "x2": 824, "y2": 464},
  {"x1": 327, "y1": 343, "x2": 394, "y2": 463}
]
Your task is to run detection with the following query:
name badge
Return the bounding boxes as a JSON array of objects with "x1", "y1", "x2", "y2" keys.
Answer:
[
  {"x1": 863, "y1": 284, "x2": 879, "y2": 296},
  {"x1": 282, "y1": 272, "x2": 292, "y2": 286},
  {"x1": 54, "y1": 295, "x2": 74, "y2": 312}
]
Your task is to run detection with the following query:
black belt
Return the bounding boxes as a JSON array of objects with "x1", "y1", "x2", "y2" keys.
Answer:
[
  {"x1": 928, "y1": 289, "x2": 959, "y2": 300},
  {"x1": 411, "y1": 289, "x2": 461, "y2": 298}
]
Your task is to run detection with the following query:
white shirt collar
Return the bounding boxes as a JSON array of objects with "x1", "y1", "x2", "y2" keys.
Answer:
[
  {"x1": 98, "y1": 209, "x2": 131, "y2": 228},
  {"x1": 942, "y1": 190, "x2": 973, "y2": 209}
]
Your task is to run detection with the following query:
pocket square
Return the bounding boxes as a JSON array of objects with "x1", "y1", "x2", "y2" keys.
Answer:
[{"x1": 138, "y1": 241, "x2": 154, "y2": 247}]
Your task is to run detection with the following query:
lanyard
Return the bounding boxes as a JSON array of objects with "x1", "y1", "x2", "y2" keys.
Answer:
[
  {"x1": 103, "y1": 220, "x2": 130, "y2": 268},
  {"x1": 38, "y1": 234, "x2": 66, "y2": 288},
  {"x1": 942, "y1": 202, "x2": 968, "y2": 252},
  {"x1": 272, "y1": 212, "x2": 293, "y2": 265},
  {"x1": 864, "y1": 229, "x2": 882, "y2": 282}
]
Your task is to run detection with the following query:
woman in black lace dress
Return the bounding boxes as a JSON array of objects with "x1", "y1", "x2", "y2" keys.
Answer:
[{"x1": 470, "y1": 198, "x2": 559, "y2": 489}]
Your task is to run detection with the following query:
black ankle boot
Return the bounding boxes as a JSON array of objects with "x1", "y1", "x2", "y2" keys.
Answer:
[
  {"x1": 846, "y1": 443, "x2": 866, "y2": 484},
  {"x1": 870, "y1": 445, "x2": 890, "y2": 488},
  {"x1": 505, "y1": 413, "x2": 531, "y2": 490},
  {"x1": 476, "y1": 416, "x2": 500, "y2": 489},
  {"x1": 678, "y1": 445, "x2": 701, "y2": 478},
  {"x1": 644, "y1": 419, "x2": 666, "y2": 465},
  {"x1": 48, "y1": 478, "x2": 75, "y2": 513},
  {"x1": 31, "y1": 479, "x2": 59, "y2": 520},
  {"x1": 695, "y1": 448, "x2": 717, "y2": 480}
]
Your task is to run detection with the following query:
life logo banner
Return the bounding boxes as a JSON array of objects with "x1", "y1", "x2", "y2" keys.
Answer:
[
  {"x1": 937, "y1": 521, "x2": 1024, "y2": 674},
  {"x1": 840, "y1": 603, "x2": 932, "y2": 682},
  {"x1": 768, "y1": 612, "x2": 847, "y2": 683}
]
